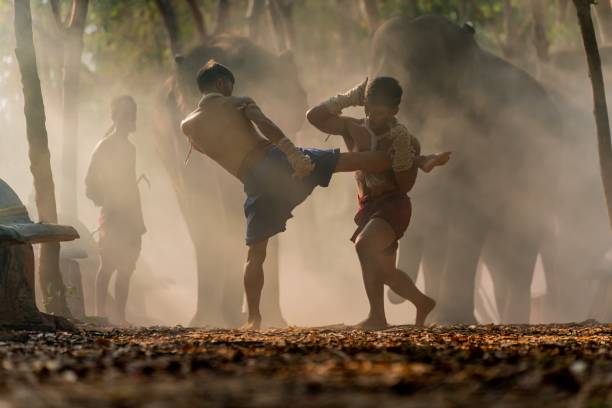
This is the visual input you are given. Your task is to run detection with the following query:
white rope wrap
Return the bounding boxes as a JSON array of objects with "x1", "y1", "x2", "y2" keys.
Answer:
[
  {"x1": 322, "y1": 78, "x2": 367, "y2": 114},
  {"x1": 277, "y1": 137, "x2": 314, "y2": 177},
  {"x1": 389, "y1": 124, "x2": 417, "y2": 172}
]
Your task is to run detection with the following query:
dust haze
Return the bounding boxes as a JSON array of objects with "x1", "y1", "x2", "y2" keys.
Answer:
[{"x1": 0, "y1": 2, "x2": 610, "y2": 327}]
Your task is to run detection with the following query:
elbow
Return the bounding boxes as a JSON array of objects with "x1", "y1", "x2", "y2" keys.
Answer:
[
  {"x1": 306, "y1": 105, "x2": 325, "y2": 128},
  {"x1": 305, "y1": 107, "x2": 317, "y2": 126},
  {"x1": 180, "y1": 119, "x2": 191, "y2": 136}
]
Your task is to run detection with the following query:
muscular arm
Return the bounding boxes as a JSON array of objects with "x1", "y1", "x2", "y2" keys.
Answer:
[
  {"x1": 239, "y1": 98, "x2": 287, "y2": 144},
  {"x1": 239, "y1": 97, "x2": 314, "y2": 177},
  {"x1": 307, "y1": 78, "x2": 368, "y2": 140},
  {"x1": 394, "y1": 168, "x2": 418, "y2": 194},
  {"x1": 306, "y1": 103, "x2": 352, "y2": 136}
]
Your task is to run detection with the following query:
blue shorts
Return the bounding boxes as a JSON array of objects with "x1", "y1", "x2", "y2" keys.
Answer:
[{"x1": 243, "y1": 147, "x2": 340, "y2": 245}]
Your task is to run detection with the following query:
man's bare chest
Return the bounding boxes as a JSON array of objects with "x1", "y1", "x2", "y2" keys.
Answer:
[{"x1": 346, "y1": 121, "x2": 392, "y2": 153}]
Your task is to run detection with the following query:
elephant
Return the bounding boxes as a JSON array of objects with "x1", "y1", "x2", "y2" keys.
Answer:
[
  {"x1": 370, "y1": 15, "x2": 565, "y2": 323},
  {"x1": 153, "y1": 35, "x2": 307, "y2": 327}
]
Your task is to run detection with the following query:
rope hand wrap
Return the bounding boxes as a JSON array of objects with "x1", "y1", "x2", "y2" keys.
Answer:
[
  {"x1": 276, "y1": 137, "x2": 315, "y2": 178},
  {"x1": 322, "y1": 78, "x2": 368, "y2": 115}
]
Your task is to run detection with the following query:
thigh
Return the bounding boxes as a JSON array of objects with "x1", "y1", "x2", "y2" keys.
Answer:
[
  {"x1": 335, "y1": 151, "x2": 390, "y2": 173},
  {"x1": 356, "y1": 218, "x2": 398, "y2": 254}
]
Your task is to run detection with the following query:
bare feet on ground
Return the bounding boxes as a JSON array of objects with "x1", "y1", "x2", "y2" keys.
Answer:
[
  {"x1": 241, "y1": 316, "x2": 262, "y2": 330},
  {"x1": 356, "y1": 316, "x2": 389, "y2": 331},
  {"x1": 421, "y1": 152, "x2": 452, "y2": 173},
  {"x1": 415, "y1": 296, "x2": 436, "y2": 327}
]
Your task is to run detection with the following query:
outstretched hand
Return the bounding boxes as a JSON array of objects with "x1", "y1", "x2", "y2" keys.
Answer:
[{"x1": 421, "y1": 152, "x2": 452, "y2": 173}]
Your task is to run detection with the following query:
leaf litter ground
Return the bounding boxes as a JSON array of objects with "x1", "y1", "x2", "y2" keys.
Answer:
[{"x1": 0, "y1": 324, "x2": 610, "y2": 407}]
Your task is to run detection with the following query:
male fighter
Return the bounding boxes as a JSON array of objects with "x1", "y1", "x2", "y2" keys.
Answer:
[
  {"x1": 181, "y1": 61, "x2": 441, "y2": 329},
  {"x1": 307, "y1": 77, "x2": 450, "y2": 329}
]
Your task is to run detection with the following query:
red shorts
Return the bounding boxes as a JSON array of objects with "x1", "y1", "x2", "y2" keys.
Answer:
[{"x1": 350, "y1": 192, "x2": 412, "y2": 253}]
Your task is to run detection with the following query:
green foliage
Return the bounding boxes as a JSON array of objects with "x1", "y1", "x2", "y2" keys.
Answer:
[{"x1": 0, "y1": 0, "x2": 588, "y2": 118}]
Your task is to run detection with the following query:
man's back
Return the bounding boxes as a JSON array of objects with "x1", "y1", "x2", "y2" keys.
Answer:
[{"x1": 181, "y1": 94, "x2": 268, "y2": 179}]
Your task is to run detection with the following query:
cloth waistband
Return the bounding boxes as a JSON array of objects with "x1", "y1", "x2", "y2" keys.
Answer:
[
  {"x1": 237, "y1": 140, "x2": 274, "y2": 183},
  {"x1": 358, "y1": 190, "x2": 408, "y2": 207}
]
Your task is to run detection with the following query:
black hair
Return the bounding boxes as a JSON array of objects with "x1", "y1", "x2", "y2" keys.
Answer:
[
  {"x1": 365, "y1": 77, "x2": 402, "y2": 108},
  {"x1": 196, "y1": 59, "x2": 235, "y2": 93}
]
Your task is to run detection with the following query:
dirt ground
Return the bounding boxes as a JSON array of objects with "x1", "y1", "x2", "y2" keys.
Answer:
[{"x1": 0, "y1": 324, "x2": 610, "y2": 407}]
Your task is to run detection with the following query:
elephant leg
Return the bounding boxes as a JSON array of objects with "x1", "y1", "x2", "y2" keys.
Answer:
[
  {"x1": 436, "y1": 209, "x2": 487, "y2": 324},
  {"x1": 421, "y1": 219, "x2": 449, "y2": 303},
  {"x1": 485, "y1": 225, "x2": 540, "y2": 324},
  {"x1": 190, "y1": 232, "x2": 226, "y2": 328},
  {"x1": 482, "y1": 232, "x2": 510, "y2": 322}
]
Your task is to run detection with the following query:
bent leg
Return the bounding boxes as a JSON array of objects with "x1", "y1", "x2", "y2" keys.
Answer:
[
  {"x1": 243, "y1": 239, "x2": 268, "y2": 329},
  {"x1": 381, "y1": 258, "x2": 436, "y2": 326},
  {"x1": 363, "y1": 220, "x2": 435, "y2": 326},
  {"x1": 335, "y1": 151, "x2": 391, "y2": 173}
]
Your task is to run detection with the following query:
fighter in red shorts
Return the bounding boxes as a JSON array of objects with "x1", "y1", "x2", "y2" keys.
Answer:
[{"x1": 307, "y1": 77, "x2": 450, "y2": 329}]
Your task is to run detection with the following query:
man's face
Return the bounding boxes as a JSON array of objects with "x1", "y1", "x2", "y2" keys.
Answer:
[
  {"x1": 365, "y1": 100, "x2": 398, "y2": 130},
  {"x1": 114, "y1": 103, "x2": 137, "y2": 133},
  {"x1": 126, "y1": 105, "x2": 137, "y2": 132},
  {"x1": 216, "y1": 78, "x2": 234, "y2": 96}
]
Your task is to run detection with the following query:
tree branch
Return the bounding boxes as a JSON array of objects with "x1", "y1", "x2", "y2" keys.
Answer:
[
  {"x1": 155, "y1": 0, "x2": 183, "y2": 56},
  {"x1": 573, "y1": 0, "x2": 612, "y2": 228},
  {"x1": 185, "y1": 0, "x2": 208, "y2": 42}
]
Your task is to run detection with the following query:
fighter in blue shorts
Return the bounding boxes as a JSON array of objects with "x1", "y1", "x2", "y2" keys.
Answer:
[{"x1": 182, "y1": 60, "x2": 401, "y2": 329}]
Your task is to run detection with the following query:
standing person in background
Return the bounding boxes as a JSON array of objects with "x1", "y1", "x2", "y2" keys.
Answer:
[{"x1": 85, "y1": 95, "x2": 146, "y2": 326}]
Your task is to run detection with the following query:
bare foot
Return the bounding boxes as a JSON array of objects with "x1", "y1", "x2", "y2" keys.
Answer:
[
  {"x1": 415, "y1": 296, "x2": 436, "y2": 327},
  {"x1": 241, "y1": 316, "x2": 262, "y2": 330},
  {"x1": 421, "y1": 152, "x2": 452, "y2": 173},
  {"x1": 356, "y1": 316, "x2": 389, "y2": 331}
]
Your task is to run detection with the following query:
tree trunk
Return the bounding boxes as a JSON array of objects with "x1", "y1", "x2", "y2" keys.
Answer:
[
  {"x1": 0, "y1": 245, "x2": 72, "y2": 330},
  {"x1": 59, "y1": 0, "x2": 89, "y2": 219},
  {"x1": 361, "y1": 0, "x2": 380, "y2": 34},
  {"x1": 335, "y1": 0, "x2": 358, "y2": 71},
  {"x1": 245, "y1": 0, "x2": 266, "y2": 42},
  {"x1": 573, "y1": 0, "x2": 612, "y2": 228},
  {"x1": 155, "y1": 0, "x2": 182, "y2": 56},
  {"x1": 14, "y1": 0, "x2": 71, "y2": 318},
  {"x1": 503, "y1": 0, "x2": 519, "y2": 60},
  {"x1": 267, "y1": 0, "x2": 288, "y2": 52},
  {"x1": 532, "y1": 0, "x2": 550, "y2": 63},
  {"x1": 213, "y1": 0, "x2": 230, "y2": 35},
  {"x1": 185, "y1": 0, "x2": 207, "y2": 43},
  {"x1": 277, "y1": 0, "x2": 295, "y2": 51},
  {"x1": 558, "y1": 0, "x2": 572, "y2": 24}
]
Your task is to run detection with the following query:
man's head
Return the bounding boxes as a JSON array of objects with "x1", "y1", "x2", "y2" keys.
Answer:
[
  {"x1": 111, "y1": 95, "x2": 137, "y2": 133},
  {"x1": 364, "y1": 77, "x2": 402, "y2": 130},
  {"x1": 197, "y1": 59, "x2": 235, "y2": 96}
]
